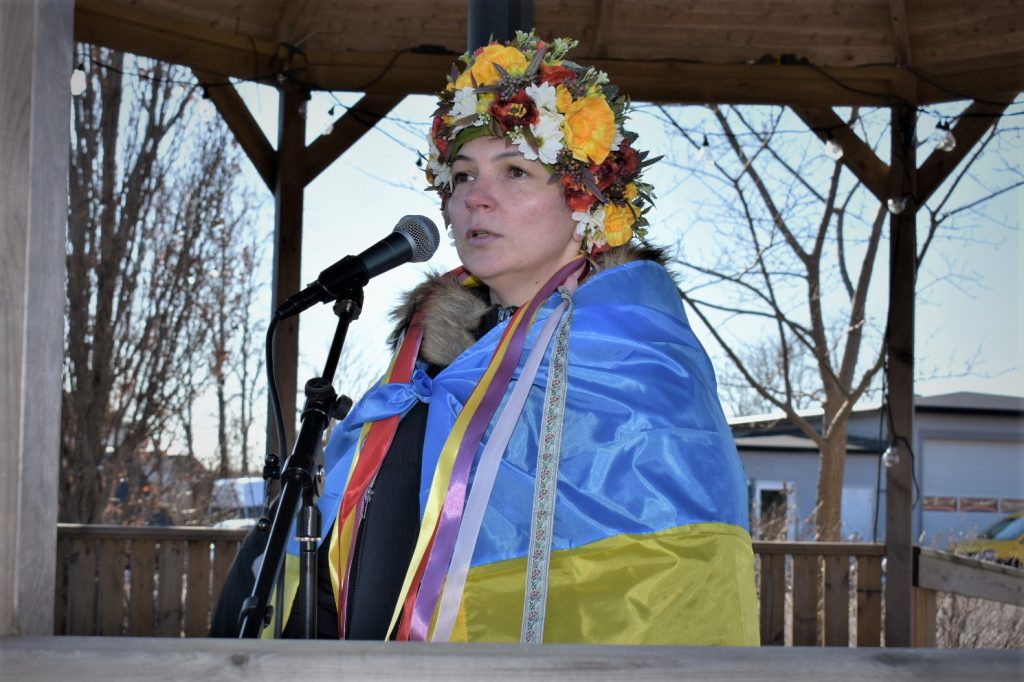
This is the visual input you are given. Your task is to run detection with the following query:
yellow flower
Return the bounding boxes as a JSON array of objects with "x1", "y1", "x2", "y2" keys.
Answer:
[
  {"x1": 560, "y1": 94, "x2": 616, "y2": 164},
  {"x1": 624, "y1": 183, "x2": 639, "y2": 201},
  {"x1": 602, "y1": 203, "x2": 637, "y2": 247},
  {"x1": 555, "y1": 85, "x2": 573, "y2": 113},
  {"x1": 455, "y1": 45, "x2": 529, "y2": 89}
]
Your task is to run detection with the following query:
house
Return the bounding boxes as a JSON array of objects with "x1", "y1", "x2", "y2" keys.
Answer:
[{"x1": 731, "y1": 392, "x2": 1024, "y2": 545}]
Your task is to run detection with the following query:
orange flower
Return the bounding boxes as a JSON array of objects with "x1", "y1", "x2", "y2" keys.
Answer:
[
  {"x1": 455, "y1": 44, "x2": 529, "y2": 89},
  {"x1": 602, "y1": 203, "x2": 637, "y2": 246},
  {"x1": 560, "y1": 94, "x2": 616, "y2": 164}
]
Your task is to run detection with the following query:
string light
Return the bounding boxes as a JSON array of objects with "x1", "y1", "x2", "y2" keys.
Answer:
[
  {"x1": 882, "y1": 443, "x2": 900, "y2": 468},
  {"x1": 932, "y1": 120, "x2": 957, "y2": 152},
  {"x1": 886, "y1": 194, "x2": 910, "y2": 215},
  {"x1": 824, "y1": 131, "x2": 844, "y2": 160},
  {"x1": 322, "y1": 104, "x2": 336, "y2": 136},
  {"x1": 70, "y1": 63, "x2": 87, "y2": 96},
  {"x1": 694, "y1": 134, "x2": 714, "y2": 169}
]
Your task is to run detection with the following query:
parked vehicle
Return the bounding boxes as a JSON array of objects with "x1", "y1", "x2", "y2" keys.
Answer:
[
  {"x1": 209, "y1": 477, "x2": 265, "y2": 530},
  {"x1": 952, "y1": 512, "x2": 1024, "y2": 566}
]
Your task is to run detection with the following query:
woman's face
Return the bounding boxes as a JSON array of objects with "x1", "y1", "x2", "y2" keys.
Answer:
[{"x1": 447, "y1": 136, "x2": 581, "y2": 307}]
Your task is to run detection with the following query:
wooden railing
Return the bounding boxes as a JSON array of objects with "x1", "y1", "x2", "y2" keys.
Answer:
[
  {"x1": 56, "y1": 526, "x2": 1024, "y2": 647},
  {"x1": 55, "y1": 525, "x2": 248, "y2": 637}
]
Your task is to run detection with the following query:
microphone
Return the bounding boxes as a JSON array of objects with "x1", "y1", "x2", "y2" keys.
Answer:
[{"x1": 275, "y1": 215, "x2": 440, "y2": 319}]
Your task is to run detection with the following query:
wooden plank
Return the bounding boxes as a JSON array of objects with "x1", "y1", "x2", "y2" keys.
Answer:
[
  {"x1": 268, "y1": 85, "x2": 308, "y2": 453},
  {"x1": 915, "y1": 547, "x2": 1024, "y2": 606},
  {"x1": 211, "y1": 539, "x2": 240, "y2": 608},
  {"x1": 856, "y1": 556, "x2": 883, "y2": 647},
  {"x1": 0, "y1": 0, "x2": 69, "y2": 639},
  {"x1": 791, "y1": 554, "x2": 820, "y2": 646},
  {"x1": 753, "y1": 541, "x2": 885, "y2": 556},
  {"x1": 65, "y1": 538, "x2": 96, "y2": 636},
  {"x1": 54, "y1": 535, "x2": 69, "y2": 636},
  {"x1": 96, "y1": 538, "x2": 126, "y2": 636},
  {"x1": 5, "y1": 635, "x2": 1023, "y2": 680},
  {"x1": 884, "y1": 102, "x2": 917, "y2": 649},
  {"x1": 156, "y1": 540, "x2": 185, "y2": 637},
  {"x1": 58, "y1": 524, "x2": 249, "y2": 542},
  {"x1": 130, "y1": 539, "x2": 157, "y2": 637},
  {"x1": 888, "y1": 0, "x2": 912, "y2": 67},
  {"x1": 758, "y1": 553, "x2": 786, "y2": 646},
  {"x1": 912, "y1": 587, "x2": 937, "y2": 647},
  {"x1": 823, "y1": 555, "x2": 850, "y2": 646},
  {"x1": 185, "y1": 541, "x2": 212, "y2": 636}
]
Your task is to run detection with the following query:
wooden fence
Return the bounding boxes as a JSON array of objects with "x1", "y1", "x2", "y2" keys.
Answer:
[{"x1": 54, "y1": 525, "x2": 1023, "y2": 646}]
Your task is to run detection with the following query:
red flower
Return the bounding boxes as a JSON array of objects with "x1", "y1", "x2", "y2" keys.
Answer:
[
  {"x1": 540, "y1": 63, "x2": 575, "y2": 86},
  {"x1": 489, "y1": 90, "x2": 539, "y2": 131},
  {"x1": 431, "y1": 117, "x2": 450, "y2": 156},
  {"x1": 561, "y1": 176, "x2": 598, "y2": 212}
]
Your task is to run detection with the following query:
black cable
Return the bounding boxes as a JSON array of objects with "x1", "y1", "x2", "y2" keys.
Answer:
[{"x1": 265, "y1": 316, "x2": 287, "y2": 461}]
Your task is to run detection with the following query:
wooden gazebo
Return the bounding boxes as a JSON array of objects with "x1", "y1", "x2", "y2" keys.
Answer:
[{"x1": 2, "y1": 0, "x2": 1021, "y2": 675}]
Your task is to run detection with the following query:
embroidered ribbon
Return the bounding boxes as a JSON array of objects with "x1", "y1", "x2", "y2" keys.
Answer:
[
  {"x1": 393, "y1": 257, "x2": 588, "y2": 641},
  {"x1": 429, "y1": 274, "x2": 580, "y2": 642},
  {"x1": 521, "y1": 284, "x2": 575, "y2": 643}
]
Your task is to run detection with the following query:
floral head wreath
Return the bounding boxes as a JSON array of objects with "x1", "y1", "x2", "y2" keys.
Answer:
[{"x1": 425, "y1": 31, "x2": 658, "y2": 252}]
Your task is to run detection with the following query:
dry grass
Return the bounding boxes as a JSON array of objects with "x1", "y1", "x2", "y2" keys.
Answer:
[{"x1": 936, "y1": 593, "x2": 1024, "y2": 649}]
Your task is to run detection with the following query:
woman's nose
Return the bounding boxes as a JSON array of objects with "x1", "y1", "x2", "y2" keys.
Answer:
[{"x1": 463, "y1": 175, "x2": 495, "y2": 210}]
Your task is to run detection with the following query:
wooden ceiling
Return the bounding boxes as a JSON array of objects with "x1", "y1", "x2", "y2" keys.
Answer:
[{"x1": 74, "y1": 0, "x2": 1024, "y2": 107}]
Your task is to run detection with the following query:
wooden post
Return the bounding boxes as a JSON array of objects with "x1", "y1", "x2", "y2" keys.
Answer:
[
  {"x1": 267, "y1": 85, "x2": 307, "y2": 454},
  {"x1": 0, "y1": 0, "x2": 73, "y2": 637},
  {"x1": 884, "y1": 101, "x2": 917, "y2": 648}
]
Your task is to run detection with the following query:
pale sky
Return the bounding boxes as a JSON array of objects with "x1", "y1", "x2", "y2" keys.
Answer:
[{"x1": 189, "y1": 84, "x2": 1023, "y2": 466}]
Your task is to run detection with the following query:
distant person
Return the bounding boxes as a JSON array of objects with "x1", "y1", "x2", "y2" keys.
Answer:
[{"x1": 213, "y1": 30, "x2": 757, "y2": 645}]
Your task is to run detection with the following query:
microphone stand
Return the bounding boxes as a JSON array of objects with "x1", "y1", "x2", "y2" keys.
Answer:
[{"x1": 238, "y1": 287, "x2": 362, "y2": 639}]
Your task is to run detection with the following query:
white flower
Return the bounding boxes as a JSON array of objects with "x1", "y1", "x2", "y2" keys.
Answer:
[
  {"x1": 525, "y1": 82, "x2": 558, "y2": 113},
  {"x1": 451, "y1": 88, "x2": 481, "y2": 133},
  {"x1": 426, "y1": 138, "x2": 451, "y2": 188},
  {"x1": 526, "y1": 114, "x2": 564, "y2": 164},
  {"x1": 572, "y1": 206, "x2": 608, "y2": 252}
]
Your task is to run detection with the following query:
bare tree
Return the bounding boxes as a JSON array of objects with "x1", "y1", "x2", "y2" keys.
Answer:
[
  {"x1": 655, "y1": 103, "x2": 1020, "y2": 540},
  {"x1": 63, "y1": 47, "x2": 256, "y2": 523}
]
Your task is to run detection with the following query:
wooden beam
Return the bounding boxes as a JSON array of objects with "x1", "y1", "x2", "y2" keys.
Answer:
[
  {"x1": 75, "y1": 0, "x2": 999, "y2": 107},
  {"x1": 269, "y1": 85, "x2": 307, "y2": 453},
  {"x1": 888, "y1": 0, "x2": 912, "y2": 67},
  {"x1": 304, "y1": 93, "x2": 404, "y2": 185},
  {"x1": 3, "y1": 636, "x2": 1024, "y2": 679},
  {"x1": 193, "y1": 69, "x2": 277, "y2": 191},
  {"x1": 915, "y1": 547, "x2": 1024, "y2": 606},
  {"x1": 791, "y1": 106, "x2": 891, "y2": 202},
  {"x1": 884, "y1": 102, "x2": 917, "y2": 649},
  {"x1": 589, "y1": 0, "x2": 615, "y2": 59},
  {"x1": 917, "y1": 100, "x2": 1012, "y2": 206},
  {"x1": 0, "y1": 0, "x2": 72, "y2": 637},
  {"x1": 272, "y1": 0, "x2": 321, "y2": 46}
]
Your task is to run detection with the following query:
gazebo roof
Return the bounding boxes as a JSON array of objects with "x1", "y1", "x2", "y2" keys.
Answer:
[{"x1": 74, "y1": 0, "x2": 1024, "y2": 106}]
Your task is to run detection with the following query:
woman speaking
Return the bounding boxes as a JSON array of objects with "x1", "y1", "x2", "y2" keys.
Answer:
[{"x1": 214, "y1": 31, "x2": 758, "y2": 646}]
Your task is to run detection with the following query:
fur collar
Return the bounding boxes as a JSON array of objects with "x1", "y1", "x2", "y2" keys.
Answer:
[{"x1": 389, "y1": 243, "x2": 668, "y2": 366}]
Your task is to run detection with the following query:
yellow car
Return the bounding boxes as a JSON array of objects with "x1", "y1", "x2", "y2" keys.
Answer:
[{"x1": 953, "y1": 512, "x2": 1024, "y2": 567}]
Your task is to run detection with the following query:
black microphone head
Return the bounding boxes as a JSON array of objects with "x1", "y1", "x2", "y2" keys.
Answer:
[{"x1": 394, "y1": 215, "x2": 440, "y2": 263}]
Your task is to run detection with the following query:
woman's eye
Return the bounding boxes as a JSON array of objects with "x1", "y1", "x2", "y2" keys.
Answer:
[
  {"x1": 452, "y1": 170, "x2": 473, "y2": 185},
  {"x1": 508, "y1": 165, "x2": 529, "y2": 178}
]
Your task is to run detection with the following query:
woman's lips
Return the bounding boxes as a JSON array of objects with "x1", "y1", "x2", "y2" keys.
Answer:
[{"x1": 465, "y1": 228, "x2": 498, "y2": 245}]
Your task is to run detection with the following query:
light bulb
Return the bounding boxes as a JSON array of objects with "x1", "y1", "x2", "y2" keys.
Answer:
[
  {"x1": 323, "y1": 121, "x2": 335, "y2": 136},
  {"x1": 882, "y1": 444, "x2": 900, "y2": 468},
  {"x1": 933, "y1": 121, "x2": 956, "y2": 152},
  {"x1": 824, "y1": 132, "x2": 843, "y2": 160},
  {"x1": 887, "y1": 195, "x2": 909, "y2": 215},
  {"x1": 70, "y1": 63, "x2": 87, "y2": 96},
  {"x1": 695, "y1": 135, "x2": 713, "y2": 170}
]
